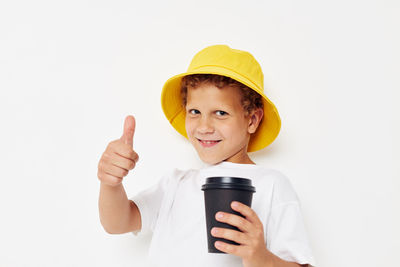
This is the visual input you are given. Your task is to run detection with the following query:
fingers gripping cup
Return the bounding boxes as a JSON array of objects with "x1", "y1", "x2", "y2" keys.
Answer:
[{"x1": 201, "y1": 177, "x2": 256, "y2": 253}]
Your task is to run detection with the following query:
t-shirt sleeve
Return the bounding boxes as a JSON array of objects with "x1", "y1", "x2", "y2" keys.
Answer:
[
  {"x1": 265, "y1": 172, "x2": 316, "y2": 267},
  {"x1": 128, "y1": 171, "x2": 172, "y2": 237}
]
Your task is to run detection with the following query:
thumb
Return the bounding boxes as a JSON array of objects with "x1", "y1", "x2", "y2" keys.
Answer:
[{"x1": 120, "y1": 115, "x2": 135, "y2": 146}]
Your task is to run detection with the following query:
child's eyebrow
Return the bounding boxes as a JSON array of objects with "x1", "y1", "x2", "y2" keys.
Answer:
[
  {"x1": 185, "y1": 105, "x2": 197, "y2": 110},
  {"x1": 185, "y1": 102, "x2": 236, "y2": 111},
  {"x1": 213, "y1": 104, "x2": 234, "y2": 110}
]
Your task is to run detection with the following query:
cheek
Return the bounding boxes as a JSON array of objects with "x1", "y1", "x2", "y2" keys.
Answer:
[
  {"x1": 185, "y1": 119, "x2": 195, "y2": 137},
  {"x1": 218, "y1": 121, "x2": 242, "y2": 138}
]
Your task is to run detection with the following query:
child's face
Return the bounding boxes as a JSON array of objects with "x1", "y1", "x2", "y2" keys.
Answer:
[{"x1": 185, "y1": 83, "x2": 257, "y2": 164}]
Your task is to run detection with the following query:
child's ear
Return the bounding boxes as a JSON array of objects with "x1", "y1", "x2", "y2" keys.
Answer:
[{"x1": 247, "y1": 108, "x2": 264, "y2": 134}]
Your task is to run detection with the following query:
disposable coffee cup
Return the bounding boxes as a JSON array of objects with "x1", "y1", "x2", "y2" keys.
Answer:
[{"x1": 201, "y1": 176, "x2": 256, "y2": 253}]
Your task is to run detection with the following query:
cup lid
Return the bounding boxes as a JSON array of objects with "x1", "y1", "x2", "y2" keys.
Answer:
[{"x1": 201, "y1": 176, "x2": 256, "y2": 192}]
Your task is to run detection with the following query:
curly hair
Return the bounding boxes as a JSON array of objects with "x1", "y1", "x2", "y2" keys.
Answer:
[{"x1": 180, "y1": 74, "x2": 263, "y2": 117}]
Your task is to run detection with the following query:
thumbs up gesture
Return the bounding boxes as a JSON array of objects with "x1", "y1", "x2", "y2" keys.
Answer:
[{"x1": 97, "y1": 115, "x2": 139, "y2": 187}]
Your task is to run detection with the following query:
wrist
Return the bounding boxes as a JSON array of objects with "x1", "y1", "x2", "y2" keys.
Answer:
[
  {"x1": 100, "y1": 181, "x2": 123, "y2": 190},
  {"x1": 244, "y1": 249, "x2": 274, "y2": 267},
  {"x1": 264, "y1": 249, "x2": 275, "y2": 267}
]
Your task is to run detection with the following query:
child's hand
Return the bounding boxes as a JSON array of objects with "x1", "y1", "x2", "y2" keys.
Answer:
[
  {"x1": 211, "y1": 201, "x2": 271, "y2": 267},
  {"x1": 97, "y1": 115, "x2": 139, "y2": 187}
]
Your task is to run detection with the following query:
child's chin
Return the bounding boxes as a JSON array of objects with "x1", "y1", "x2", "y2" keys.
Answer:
[{"x1": 199, "y1": 156, "x2": 223, "y2": 165}]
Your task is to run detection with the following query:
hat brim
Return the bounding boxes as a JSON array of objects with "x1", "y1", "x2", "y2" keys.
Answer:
[{"x1": 161, "y1": 66, "x2": 281, "y2": 152}]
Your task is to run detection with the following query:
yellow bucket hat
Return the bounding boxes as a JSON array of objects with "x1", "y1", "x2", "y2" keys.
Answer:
[{"x1": 161, "y1": 44, "x2": 281, "y2": 152}]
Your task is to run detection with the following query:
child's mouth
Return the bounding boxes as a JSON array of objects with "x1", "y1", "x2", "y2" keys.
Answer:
[{"x1": 197, "y1": 138, "x2": 221, "y2": 148}]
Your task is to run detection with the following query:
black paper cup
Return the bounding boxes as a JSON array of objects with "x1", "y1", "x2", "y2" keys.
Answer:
[{"x1": 201, "y1": 177, "x2": 256, "y2": 253}]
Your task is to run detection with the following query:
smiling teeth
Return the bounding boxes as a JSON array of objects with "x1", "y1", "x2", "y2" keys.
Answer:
[{"x1": 202, "y1": 140, "x2": 218, "y2": 144}]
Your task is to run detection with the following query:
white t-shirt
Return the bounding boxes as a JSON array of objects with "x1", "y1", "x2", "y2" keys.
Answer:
[{"x1": 129, "y1": 161, "x2": 316, "y2": 267}]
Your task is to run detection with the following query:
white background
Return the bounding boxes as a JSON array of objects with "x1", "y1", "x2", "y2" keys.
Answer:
[{"x1": 0, "y1": 0, "x2": 399, "y2": 266}]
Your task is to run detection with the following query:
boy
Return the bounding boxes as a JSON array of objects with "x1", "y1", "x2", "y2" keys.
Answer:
[{"x1": 98, "y1": 45, "x2": 315, "y2": 267}]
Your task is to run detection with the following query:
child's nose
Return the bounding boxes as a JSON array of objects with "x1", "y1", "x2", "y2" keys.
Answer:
[{"x1": 196, "y1": 117, "x2": 214, "y2": 134}]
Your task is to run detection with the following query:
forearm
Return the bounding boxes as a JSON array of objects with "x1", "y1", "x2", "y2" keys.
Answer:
[
  {"x1": 266, "y1": 249, "x2": 306, "y2": 267},
  {"x1": 246, "y1": 249, "x2": 305, "y2": 267},
  {"x1": 98, "y1": 183, "x2": 132, "y2": 234}
]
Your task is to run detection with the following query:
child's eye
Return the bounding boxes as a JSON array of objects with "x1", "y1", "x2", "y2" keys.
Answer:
[
  {"x1": 188, "y1": 109, "x2": 200, "y2": 115},
  {"x1": 215, "y1": 110, "x2": 227, "y2": 116}
]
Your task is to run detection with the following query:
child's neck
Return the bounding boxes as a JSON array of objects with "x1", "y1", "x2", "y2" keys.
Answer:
[{"x1": 224, "y1": 152, "x2": 255, "y2": 165}]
